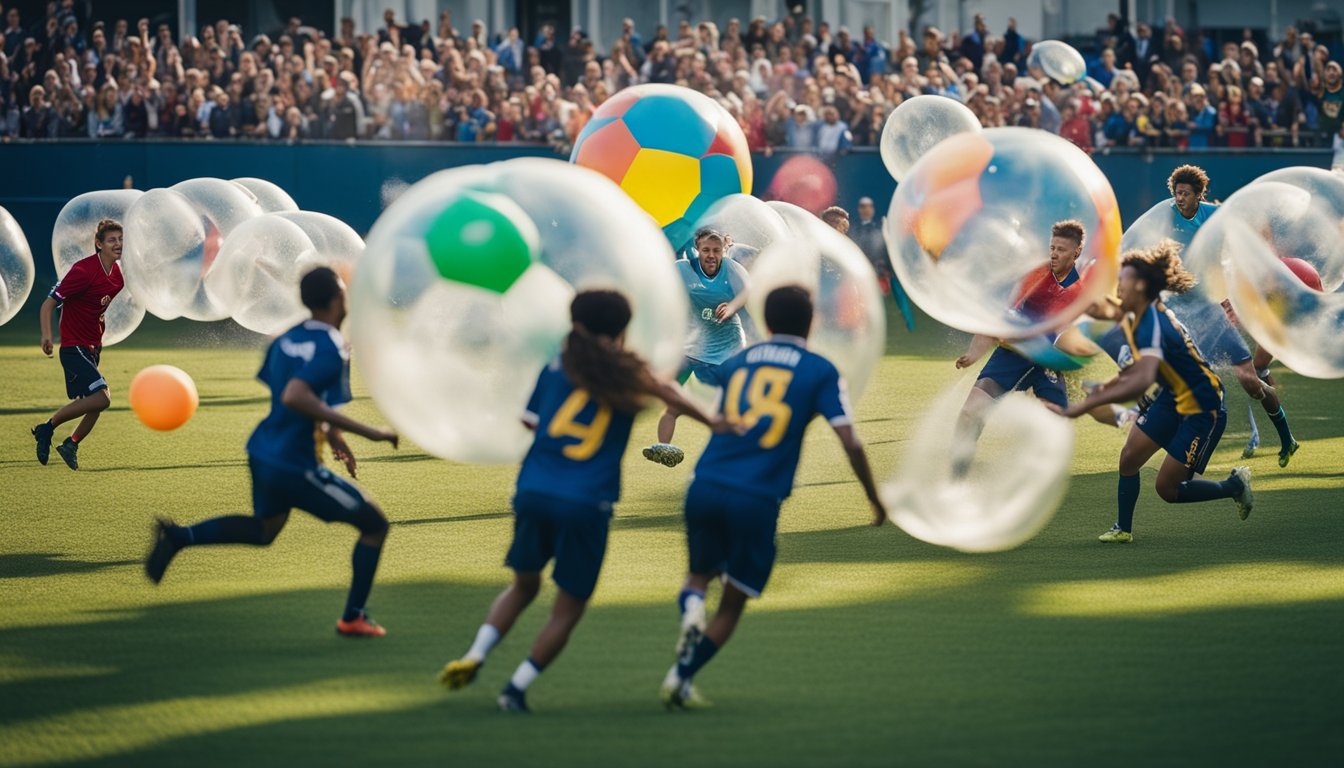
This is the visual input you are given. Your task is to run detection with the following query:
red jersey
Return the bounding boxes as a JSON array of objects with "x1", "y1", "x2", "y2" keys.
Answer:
[
  {"x1": 51, "y1": 254, "x2": 123, "y2": 348},
  {"x1": 1015, "y1": 264, "x2": 1081, "y2": 322}
]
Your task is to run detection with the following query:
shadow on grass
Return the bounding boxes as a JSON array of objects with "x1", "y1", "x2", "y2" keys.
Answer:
[
  {"x1": 393, "y1": 512, "x2": 512, "y2": 527},
  {"x1": 0, "y1": 553, "x2": 141, "y2": 579}
]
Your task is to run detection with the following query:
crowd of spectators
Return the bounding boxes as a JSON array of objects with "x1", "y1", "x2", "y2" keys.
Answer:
[{"x1": 2, "y1": 1, "x2": 1341, "y2": 153}]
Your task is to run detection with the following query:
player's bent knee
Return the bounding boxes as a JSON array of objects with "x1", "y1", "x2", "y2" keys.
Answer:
[
  {"x1": 353, "y1": 504, "x2": 389, "y2": 539},
  {"x1": 94, "y1": 389, "x2": 112, "y2": 410}
]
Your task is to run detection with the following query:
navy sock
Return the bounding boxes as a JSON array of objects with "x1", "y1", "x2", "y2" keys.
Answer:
[
  {"x1": 1176, "y1": 476, "x2": 1239, "y2": 503},
  {"x1": 1266, "y1": 407, "x2": 1294, "y2": 451},
  {"x1": 343, "y1": 541, "x2": 383, "y2": 622},
  {"x1": 676, "y1": 636, "x2": 719, "y2": 680},
  {"x1": 176, "y1": 516, "x2": 266, "y2": 547},
  {"x1": 1117, "y1": 473, "x2": 1140, "y2": 533},
  {"x1": 677, "y1": 587, "x2": 704, "y2": 614}
]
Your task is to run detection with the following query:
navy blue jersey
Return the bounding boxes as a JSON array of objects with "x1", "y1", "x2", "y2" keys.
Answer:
[
  {"x1": 693, "y1": 337, "x2": 852, "y2": 502},
  {"x1": 515, "y1": 358, "x2": 637, "y2": 507},
  {"x1": 246, "y1": 320, "x2": 352, "y2": 470},
  {"x1": 1122, "y1": 302, "x2": 1223, "y2": 415}
]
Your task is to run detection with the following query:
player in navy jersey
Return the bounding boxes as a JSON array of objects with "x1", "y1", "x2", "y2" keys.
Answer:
[
  {"x1": 1058, "y1": 242, "x2": 1253, "y2": 543},
  {"x1": 145, "y1": 267, "x2": 400, "y2": 637},
  {"x1": 440, "y1": 290, "x2": 728, "y2": 713},
  {"x1": 644, "y1": 227, "x2": 750, "y2": 468},
  {"x1": 1159, "y1": 165, "x2": 1297, "y2": 465},
  {"x1": 662, "y1": 286, "x2": 886, "y2": 709},
  {"x1": 32, "y1": 219, "x2": 125, "y2": 469}
]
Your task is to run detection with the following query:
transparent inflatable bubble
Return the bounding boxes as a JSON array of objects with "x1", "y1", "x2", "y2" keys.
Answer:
[
  {"x1": 51, "y1": 190, "x2": 146, "y2": 345},
  {"x1": 0, "y1": 205, "x2": 34, "y2": 326},
  {"x1": 351, "y1": 158, "x2": 687, "y2": 463},
  {"x1": 231, "y1": 177, "x2": 300, "y2": 214},
  {"x1": 749, "y1": 201, "x2": 886, "y2": 400},
  {"x1": 1027, "y1": 40, "x2": 1087, "y2": 84},
  {"x1": 885, "y1": 127, "x2": 1122, "y2": 339},
  {"x1": 883, "y1": 375, "x2": 1074, "y2": 552},
  {"x1": 879, "y1": 94, "x2": 982, "y2": 183},
  {"x1": 1184, "y1": 168, "x2": 1344, "y2": 379},
  {"x1": 122, "y1": 179, "x2": 264, "y2": 321},
  {"x1": 206, "y1": 211, "x2": 363, "y2": 336}
]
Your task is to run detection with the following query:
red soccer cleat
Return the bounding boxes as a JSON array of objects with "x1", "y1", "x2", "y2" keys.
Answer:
[{"x1": 336, "y1": 612, "x2": 387, "y2": 638}]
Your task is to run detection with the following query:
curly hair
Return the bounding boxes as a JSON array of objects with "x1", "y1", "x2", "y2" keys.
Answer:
[
  {"x1": 1123, "y1": 239, "x2": 1198, "y2": 300},
  {"x1": 1167, "y1": 164, "x2": 1209, "y2": 199},
  {"x1": 562, "y1": 290, "x2": 650, "y2": 414},
  {"x1": 1051, "y1": 219, "x2": 1085, "y2": 244},
  {"x1": 94, "y1": 218, "x2": 122, "y2": 249}
]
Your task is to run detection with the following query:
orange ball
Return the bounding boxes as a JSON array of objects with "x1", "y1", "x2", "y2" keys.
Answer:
[{"x1": 129, "y1": 365, "x2": 199, "y2": 431}]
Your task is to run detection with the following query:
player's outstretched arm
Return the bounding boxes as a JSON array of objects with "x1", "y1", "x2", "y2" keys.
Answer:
[
  {"x1": 955, "y1": 334, "x2": 996, "y2": 369},
  {"x1": 1061, "y1": 357, "x2": 1159, "y2": 419},
  {"x1": 324, "y1": 426, "x2": 360, "y2": 477},
  {"x1": 644, "y1": 374, "x2": 732, "y2": 434},
  {"x1": 281, "y1": 378, "x2": 399, "y2": 447},
  {"x1": 38, "y1": 296, "x2": 57, "y2": 357},
  {"x1": 833, "y1": 424, "x2": 887, "y2": 526}
]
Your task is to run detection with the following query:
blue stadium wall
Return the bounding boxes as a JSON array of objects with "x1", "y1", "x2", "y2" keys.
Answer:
[{"x1": 1, "y1": 141, "x2": 1333, "y2": 289}]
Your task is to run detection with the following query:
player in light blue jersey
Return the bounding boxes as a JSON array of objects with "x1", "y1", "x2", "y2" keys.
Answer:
[
  {"x1": 145, "y1": 267, "x2": 400, "y2": 637},
  {"x1": 1160, "y1": 165, "x2": 1298, "y2": 465},
  {"x1": 644, "y1": 227, "x2": 750, "y2": 468},
  {"x1": 440, "y1": 291, "x2": 726, "y2": 713},
  {"x1": 661, "y1": 286, "x2": 886, "y2": 709},
  {"x1": 1059, "y1": 242, "x2": 1253, "y2": 543}
]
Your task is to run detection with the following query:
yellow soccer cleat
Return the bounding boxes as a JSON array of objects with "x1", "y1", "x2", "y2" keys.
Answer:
[
  {"x1": 1098, "y1": 526, "x2": 1133, "y2": 543},
  {"x1": 438, "y1": 658, "x2": 482, "y2": 690}
]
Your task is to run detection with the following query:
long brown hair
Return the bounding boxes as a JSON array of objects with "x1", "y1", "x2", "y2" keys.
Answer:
[
  {"x1": 562, "y1": 290, "x2": 649, "y2": 414},
  {"x1": 1124, "y1": 239, "x2": 1197, "y2": 300}
]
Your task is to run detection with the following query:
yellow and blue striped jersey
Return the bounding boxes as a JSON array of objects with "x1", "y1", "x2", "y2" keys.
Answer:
[{"x1": 1122, "y1": 302, "x2": 1223, "y2": 415}]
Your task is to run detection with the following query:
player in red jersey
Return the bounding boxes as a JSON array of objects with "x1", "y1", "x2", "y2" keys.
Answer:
[{"x1": 33, "y1": 219, "x2": 125, "y2": 469}]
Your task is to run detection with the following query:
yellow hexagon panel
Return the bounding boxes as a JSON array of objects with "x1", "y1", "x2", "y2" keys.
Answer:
[{"x1": 620, "y1": 148, "x2": 700, "y2": 227}]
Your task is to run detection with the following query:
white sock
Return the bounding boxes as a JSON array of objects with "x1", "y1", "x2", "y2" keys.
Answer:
[
  {"x1": 682, "y1": 593, "x2": 705, "y2": 623},
  {"x1": 464, "y1": 624, "x2": 500, "y2": 663},
  {"x1": 509, "y1": 658, "x2": 541, "y2": 692}
]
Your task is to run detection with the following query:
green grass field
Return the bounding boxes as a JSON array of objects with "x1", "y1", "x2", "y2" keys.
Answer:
[{"x1": 1, "y1": 315, "x2": 1341, "y2": 767}]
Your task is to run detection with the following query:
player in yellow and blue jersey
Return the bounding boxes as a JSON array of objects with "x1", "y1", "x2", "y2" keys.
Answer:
[
  {"x1": 661, "y1": 286, "x2": 886, "y2": 709},
  {"x1": 439, "y1": 290, "x2": 729, "y2": 713},
  {"x1": 644, "y1": 227, "x2": 751, "y2": 468},
  {"x1": 144, "y1": 267, "x2": 400, "y2": 637},
  {"x1": 1059, "y1": 242, "x2": 1254, "y2": 543}
]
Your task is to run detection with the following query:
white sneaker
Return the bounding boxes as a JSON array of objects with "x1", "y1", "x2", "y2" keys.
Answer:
[{"x1": 1230, "y1": 466, "x2": 1254, "y2": 521}]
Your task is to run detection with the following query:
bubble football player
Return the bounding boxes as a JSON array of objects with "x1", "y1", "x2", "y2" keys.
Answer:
[
  {"x1": 32, "y1": 218, "x2": 125, "y2": 470},
  {"x1": 643, "y1": 227, "x2": 750, "y2": 468},
  {"x1": 950, "y1": 220, "x2": 1086, "y2": 471},
  {"x1": 440, "y1": 290, "x2": 729, "y2": 713},
  {"x1": 1160, "y1": 164, "x2": 1298, "y2": 466},
  {"x1": 145, "y1": 267, "x2": 401, "y2": 637},
  {"x1": 661, "y1": 286, "x2": 887, "y2": 709},
  {"x1": 1056, "y1": 243, "x2": 1253, "y2": 543}
]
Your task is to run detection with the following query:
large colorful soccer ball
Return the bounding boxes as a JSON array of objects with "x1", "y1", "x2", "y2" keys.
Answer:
[
  {"x1": 885, "y1": 127, "x2": 1122, "y2": 340},
  {"x1": 1185, "y1": 167, "x2": 1344, "y2": 379},
  {"x1": 52, "y1": 190, "x2": 147, "y2": 345},
  {"x1": 570, "y1": 84, "x2": 752, "y2": 252},
  {"x1": 0, "y1": 205, "x2": 34, "y2": 327},
  {"x1": 205, "y1": 211, "x2": 364, "y2": 335},
  {"x1": 351, "y1": 158, "x2": 687, "y2": 463}
]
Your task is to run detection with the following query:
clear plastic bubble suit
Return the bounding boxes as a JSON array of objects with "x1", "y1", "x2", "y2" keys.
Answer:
[
  {"x1": 0, "y1": 206, "x2": 34, "y2": 326},
  {"x1": 231, "y1": 177, "x2": 300, "y2": 214},
  {"x1": 1027, "y1": 40, "x2": 1087, "y2": 84},
  {"x1": 885, "y1": 127, "x2": 1121, "y2": 339},
  {"x1": 883, "y1": 374, "x2": 1073, "y2": 552},
  {"x1": 1185, "y1": 167, "x2": 1344, "y2": 379},
  {"x1": 206, "y1": 211, "x2": 364, "y2": 336},
  {"x1": 351, "y1": 158, "x2": 687, "y2": 463},
  {"x1": 122, "y1": 178, "x2": 264, "y2": 321},
  {"x1": 879, "y1": 94, "x2": 982, "y2": 183},
  {"x1": 52, "y1": 190, "x2": 146, "y2": 344}
]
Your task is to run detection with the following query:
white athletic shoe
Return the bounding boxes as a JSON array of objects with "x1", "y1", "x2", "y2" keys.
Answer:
[{"x1": 1230, "y1": 466, "x2": 1254, "y2": 521}]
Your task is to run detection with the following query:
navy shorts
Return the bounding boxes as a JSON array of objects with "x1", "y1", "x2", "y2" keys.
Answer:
[
  {"x1": 977, "y1": 346, "x2": 1068, "y2": 408},
  {"x1": 59, "y1": 345, "x2": 107, "y2": 400},
  {"x1": 1136, "y1": 394, "x2": 1227, "y2": 478},
  {"x1": 506, "y1": 490, "x2": 610, "y2": 601},
  {"x1": 684, "y1": 479, "x2": 781, "y2": 598},
  {"x1": 677, "y1": 357, "x2": 726, "y2": 388},
  {"x1": 1165, "y1": 295, "x2": 1252, "y2": 366},
  {"x1": 249, "y1": 457, "x2": 384, "y2": 533}
]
